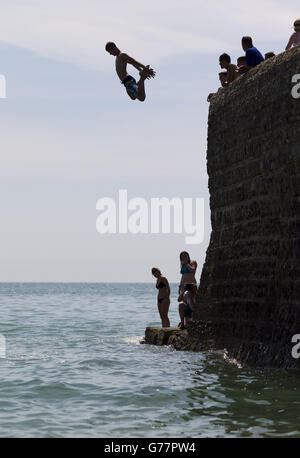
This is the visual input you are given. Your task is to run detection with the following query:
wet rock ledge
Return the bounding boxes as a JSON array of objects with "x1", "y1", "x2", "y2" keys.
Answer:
[{"x1": 142, "y1": 327, "x2": 188, "y2": 347}]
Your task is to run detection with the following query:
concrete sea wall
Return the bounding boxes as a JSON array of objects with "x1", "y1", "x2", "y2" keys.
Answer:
[{"x1": 188, "y1": 47, "x2": 300, "y2": 368}]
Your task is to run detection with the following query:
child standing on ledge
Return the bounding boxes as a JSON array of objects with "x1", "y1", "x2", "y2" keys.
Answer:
[{"x1": 178, "y1": 284, "x2": 197, "y2": 330}]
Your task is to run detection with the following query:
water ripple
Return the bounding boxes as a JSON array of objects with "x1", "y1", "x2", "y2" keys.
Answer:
[{"x1": 0, "y1": 283, "x2": 299, "y2": 437}]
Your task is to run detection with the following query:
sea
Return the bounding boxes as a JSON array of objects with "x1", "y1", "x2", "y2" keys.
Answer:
[{"x1": 0, "y1": 282, "x2": 299, "y2": 438}]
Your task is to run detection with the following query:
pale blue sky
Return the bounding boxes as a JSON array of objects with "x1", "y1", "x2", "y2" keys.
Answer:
[{"x1": 0, "y1": 0, "x2": 298, "y2": 282}]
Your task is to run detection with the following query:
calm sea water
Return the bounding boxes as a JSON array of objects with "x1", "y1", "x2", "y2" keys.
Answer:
[{"x1": 0, "y1": 283, "x2": 299, "y2": 438}]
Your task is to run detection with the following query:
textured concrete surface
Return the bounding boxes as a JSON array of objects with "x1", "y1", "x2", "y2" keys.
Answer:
[
  {"x1": 190, "y1": 47, "x2": 300, "y2": 368},
  {"x1": 143, "y1": 327, "x2": 187, "y2": 346}
]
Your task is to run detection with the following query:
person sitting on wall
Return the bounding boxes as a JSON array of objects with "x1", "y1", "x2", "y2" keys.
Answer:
[
  {"x1": 152, "y1": 267, "x2": 170, "y2": 328},
  {"x1": 219, "y1": 53, "x2": 238, "y2": 83},
  {"x1": 286, "y1": 19, "x2": 300, "y2": 50},
  {"x1": 178, "y1": 284, "x2": 197, "y2": 330},
  {"x1": 236, "y1": 56, "x2": 247, "y2": 74},
  {"x1": 241, "y1": 36, "x2": 264, "y2": 71},
  {"x1": 207, "y1": 71, "x2": 228, "y2": 102},
  {"x1": 265, "y1": 52, "x2": 276, "y2": 59}
]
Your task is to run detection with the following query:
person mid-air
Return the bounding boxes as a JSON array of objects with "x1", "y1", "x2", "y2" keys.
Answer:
[{"x1": 105, "y1": 42, "x2": 155, "y2": 101}]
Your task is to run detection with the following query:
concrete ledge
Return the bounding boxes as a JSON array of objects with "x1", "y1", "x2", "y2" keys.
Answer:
[{"x1": 142, "y1": 327, "x2": 187, "y2": 346}]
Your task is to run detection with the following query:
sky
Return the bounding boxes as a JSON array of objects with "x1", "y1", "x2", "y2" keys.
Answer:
[{"x1": 0, "y1": 0, "x2": 298, "y2": 282}]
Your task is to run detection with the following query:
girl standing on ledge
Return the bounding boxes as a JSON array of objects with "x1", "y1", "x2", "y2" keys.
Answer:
[
  {"x1": 152, "y1": 268, "x2": 170, "y2": 328},
  {"x1": 178, "y1": 251, "x2": 197, "y2": 296}
]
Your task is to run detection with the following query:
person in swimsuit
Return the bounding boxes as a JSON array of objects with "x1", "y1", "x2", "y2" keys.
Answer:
[
  {"x1": 105, "y1": 42, "x2": 156, "y2": 101},
  {"x1": 178, "y1": 283, "x2": 197, "y2": 329},
  {"x1": 152, "y1": 268, "x2": 170, "y2": 328},
  {"x1": 286, "y1": 19, "x2": 300, "y2": 50},
  {"x1": 236, "y1": 56, "x2": 247, "y2": 75},
  {"x1": 178, "y1": 251, "x2": 197, "y2": 296},
  {"x1": 219, "y1": 53, "x2": 238, "y2": 84},
  {"x1": 207, "y1": 72, "x2": 228, "y2": 102}
]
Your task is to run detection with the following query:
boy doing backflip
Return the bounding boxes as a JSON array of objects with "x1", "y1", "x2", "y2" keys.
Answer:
[{"x1": 105, "y1": 42, "x2": 156, "y2": 101}]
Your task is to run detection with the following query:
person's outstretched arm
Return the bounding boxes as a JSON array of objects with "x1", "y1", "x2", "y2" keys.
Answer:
[
  {"x1": 123, "y1": 54, "x2": 155, "y2": 77},
  {"x1": 122, "y1": 54, "x2": 145, "y2": 71}
]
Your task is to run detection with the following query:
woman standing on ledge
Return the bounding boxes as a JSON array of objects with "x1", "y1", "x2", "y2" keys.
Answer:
[
  {"x1": 178, "y1": 251, "x2": 197, "y2": 296},
  {"x1": 152, "y1": 268, "x2": 170, "y2": 328}
]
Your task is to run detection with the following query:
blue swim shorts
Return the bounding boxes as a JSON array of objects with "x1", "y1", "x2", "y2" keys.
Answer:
[{"x1": 122, "y1": 75, "x2": 138, "y2": 99}]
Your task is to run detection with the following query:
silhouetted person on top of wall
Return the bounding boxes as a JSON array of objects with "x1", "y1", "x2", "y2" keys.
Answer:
[
  {"x1": 207, "y1": 72, "x2": 228, "y2": 102},
  {"x1": 236, "y1": 56, "x2": 247, "y2": 75},
  {"x1": 219, "y1": 53, "x2": 238, "y2": 84},
  {"x1": 241, "y1": 36, "x2": 264, "y2": 71},
  {"x1": 218, "y1": 72, "x2": 228, "y2": 87},
  {"x1": 286, "y1": 19, "x2": 300, "y2": 50},
  {"x1": 265, "y1": 52, "x2": 276, "y2": 60}
]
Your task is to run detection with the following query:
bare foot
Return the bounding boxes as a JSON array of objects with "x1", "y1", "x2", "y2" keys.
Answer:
[
  {"x1": 147, "y1": 67, "x2": 156, "y2": 78},
  {"x1": 140, "y1": 65, "x2": 155, "y2": 80},
  {"x1": 139, "y1": 67, "x2": 148, "y2": 80},
  {"x1": 178, "y1": 322, "x2": 186, "y2": 330}
]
